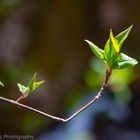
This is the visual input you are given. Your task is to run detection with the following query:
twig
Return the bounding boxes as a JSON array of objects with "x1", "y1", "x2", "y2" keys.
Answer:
[
  {"x1": 0, "y1": 96, "x2": 65, "y2": 121},
  {"x1": 0, "y1": 69, "x2": 111, "y2": 122}
]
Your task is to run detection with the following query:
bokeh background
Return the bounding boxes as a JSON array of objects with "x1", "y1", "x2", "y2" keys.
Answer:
[{"x1": 0, "y1": 0, "x2": 140, "y2": 140}]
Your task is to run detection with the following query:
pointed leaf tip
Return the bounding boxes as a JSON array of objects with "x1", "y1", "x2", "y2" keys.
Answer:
[
  {"x1": 85, "y1": 40, "x2": 104, "y2": 59},
  {"x1": 116, "y1": 25, "x2": 133, "y2": 48},
  {"x1": 110, "y1": 29, "x2": 120, "y2": 53},
  {"x1": 34, "y1": 80, "x2": 45, "y2": 91}
]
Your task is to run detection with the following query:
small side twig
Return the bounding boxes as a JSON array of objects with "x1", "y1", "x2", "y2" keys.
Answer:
[
  {"x1": 0, "y1": 69, "x2": 111, "y2": 122},
  {"x1": 16, "y1": 95, "x2": 25, "y2": 102}
]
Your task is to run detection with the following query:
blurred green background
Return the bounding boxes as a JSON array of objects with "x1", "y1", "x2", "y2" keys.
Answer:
[{"x1": 0, "y1": 0, "x2": 140, "y2": 140}]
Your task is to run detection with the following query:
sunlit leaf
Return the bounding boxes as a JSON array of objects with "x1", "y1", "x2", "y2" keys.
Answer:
[
  {"x1": 17, "y1": 83, "x2": 30, "y2": 97},
  {"x1": 104, "y1": 31, "x2": 119, "y2": 65},
  {"x1": 28, "y1": 73, "x2": 37, "y2": 92},
  {"x1": 17, "y1": 83, "x2": 27, "y2": 93},
  {"x1": 115, "y1": 25, "x2": 133, "y2": 48},
  {"x1": 110, "y1": 29, "x2": 120, "y2": 53},
  {"x1": 112, "y1": 53, "x2": 138, "y2": 69},
  {"x1": 33, "y1": 80, "x2": 45, "y2": 92},
  {"x1": 85, "y1": 40, "x2": 104, "y2": 59},
  {"x1": 17, "y1": 73, "x2": 45, "y2": 98},
  {"x1": 28, "y1": 73, "x2": 45, "y2": 92},
  {"x1": 86, "y1": 26, "x2": 138, "y2": 71},
  {"x1": 22, "y1": 88, "x2": 30, "y2": 97}
]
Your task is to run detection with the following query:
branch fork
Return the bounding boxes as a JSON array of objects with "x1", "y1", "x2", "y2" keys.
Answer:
[
  {"x1": 0, "y1": 69, "x2": 111, "y2": 122},
  {"x1": 0, "y1": 25, "x2": 138, "y2": 122}
]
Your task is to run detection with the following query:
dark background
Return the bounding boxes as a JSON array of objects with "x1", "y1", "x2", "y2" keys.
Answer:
[{"x1": 0, "y1": 0, "x2": 140, "y2": 140}]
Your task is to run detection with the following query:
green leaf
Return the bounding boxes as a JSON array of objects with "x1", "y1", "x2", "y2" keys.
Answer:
[
  {"x1": 0, "y1": 81, "x2": 4, "y2": 87},
  {"x1": 28, "y1": 73, "x2": 45, "y2": 92},
  {"x1": 115, "y1": 25, "x2": 133, "y2": 48},
  {"x1": 104, "y1": 30, "x2": 120, "y2": 65},
  {"x1": 17, "y1": 83, "x2": 27, "y2": 93},
  {"x1": 28, "y1": 73, "x2": 37, "y2": 92},
  {"x1": 17, "y1": 73, "x2": 45, "y2": 97},
  {"x1": 17, "y1": 83, "x2": 30, "y2": 97},
  {"x1": 32, "y1": 80, "x2": 45, "y2": 92},
  {"x1": 112, "y1": 53, "x2": 138, "y2": 69},
  {"x1": 86, "y1": 26, "x2": 138, "y2": 71},
  {"x1": 104, "y1": 38, "x2": 111, "y2": 62},
  {"x1": 85, "y1": 40, "x2": 104, "y2": 59},
  {"x1": 110, "y1": 29, "x2": 120, "y2": 53}
]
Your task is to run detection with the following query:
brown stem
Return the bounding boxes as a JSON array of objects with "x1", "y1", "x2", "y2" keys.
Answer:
[
  {"x1": 16, "y1": 95, "x2": 25, "y2": 102},
  {"x1": 0, "y1": 69, "x2": 111, "y2": 122}
]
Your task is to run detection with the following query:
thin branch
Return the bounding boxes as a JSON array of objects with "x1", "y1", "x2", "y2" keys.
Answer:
[
  {"x1": 0, "y1": 96, "x2": 65, "y2": 122},
  {"x1": 0, "y1": 69, "x2": 111, "y2": 122}
]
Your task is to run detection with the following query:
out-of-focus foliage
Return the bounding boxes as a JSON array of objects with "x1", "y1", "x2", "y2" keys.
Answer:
[
  {"x1": 0, "y1": 0, "x2": 21, "y2": 16},
  {"x1": 0, "y1": 81, "x2": 4, "y2": 86},
  {"x1": 84, "y1": 57, "x2": 138, "y2": 103},
  {"x1": 110, "y1": 68, "x2": 137, "y2": 103},
  {"x1": 84, "y1": 58, "x2": 105, "y2": 89}
]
